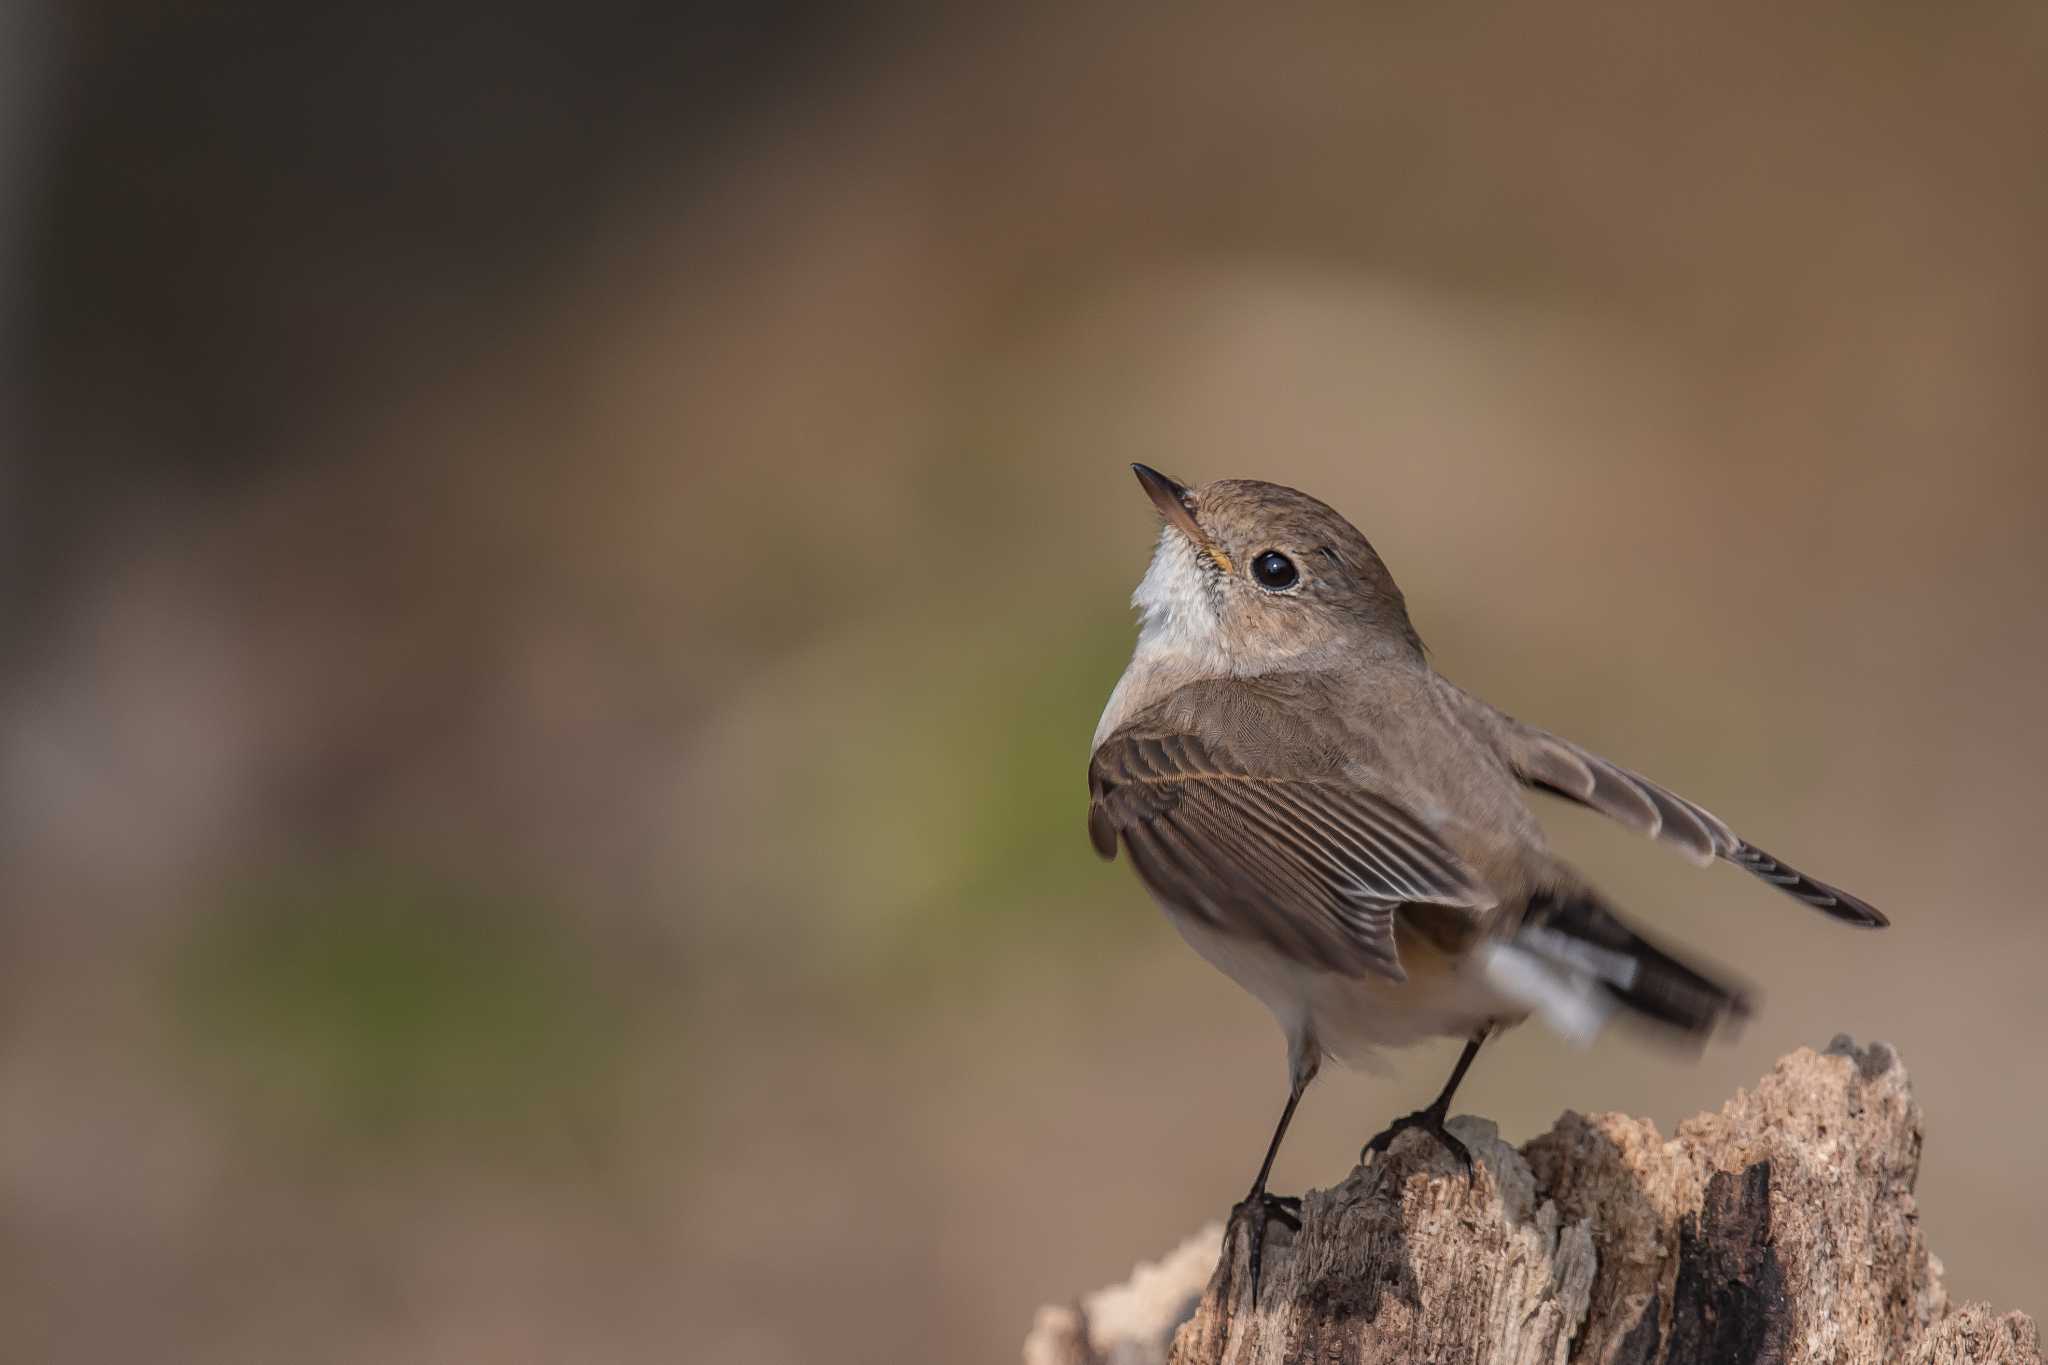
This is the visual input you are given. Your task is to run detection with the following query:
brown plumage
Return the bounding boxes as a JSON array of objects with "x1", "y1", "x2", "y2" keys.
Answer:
[{"x1": 1089, "y1": 466, "x2": 1886, "y2": 1298}]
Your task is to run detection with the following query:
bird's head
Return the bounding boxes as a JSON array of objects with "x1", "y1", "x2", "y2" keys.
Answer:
[{"x1": 1126, "y1": 464, "x2": 1422, "y2": 676}]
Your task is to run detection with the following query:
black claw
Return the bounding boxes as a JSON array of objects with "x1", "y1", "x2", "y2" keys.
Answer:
[
  {"x1": 1228, "y1": 1190, "x2": 1300, "y2": 1305},
  {"x1": 1362, "y1": 1106, "x2": 1474, "y2": 1176}
]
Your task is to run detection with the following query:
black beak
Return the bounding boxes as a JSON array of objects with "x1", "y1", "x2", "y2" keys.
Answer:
[
  {"x1": 1131, "y1": 462, "x2": 1188, "y2": 508},
  {"x1": 1131, "y1": 464, "x2": 1232, "y2": 572}
]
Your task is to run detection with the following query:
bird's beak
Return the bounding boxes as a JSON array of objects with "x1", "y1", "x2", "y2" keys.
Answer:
[{"x1": 1131, "y1": 464, "x2": 1232, "y2": 573}]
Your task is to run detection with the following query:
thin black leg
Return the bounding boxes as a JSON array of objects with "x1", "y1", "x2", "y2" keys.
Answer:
[
  {"x1": 1431, "y1": 1032, "x2": 1485, "y2": 1112},
  {"x1": 1362, "y1": 1028, "x2": 1491, "y2": 1173},
  {"x1": 1229, "y1": 1082, "x2": 1306, "y2": 1307},
  {"x1": 1250, "y1": 1085, "x2": 1302, "y2": 1196}
]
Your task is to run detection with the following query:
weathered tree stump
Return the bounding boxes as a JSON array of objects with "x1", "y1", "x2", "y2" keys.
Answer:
[{"x1": 1025, "y1": 1038, "x2": 2038, "y2": 1365}]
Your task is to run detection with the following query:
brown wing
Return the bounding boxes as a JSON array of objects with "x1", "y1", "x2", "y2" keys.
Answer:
[
  {"x1": 1461, "y1": 691, "x2": 1887, "y2": 928},
  {"x1": 1088, "y1": 727, "x2": 1493, "y2": 980}
]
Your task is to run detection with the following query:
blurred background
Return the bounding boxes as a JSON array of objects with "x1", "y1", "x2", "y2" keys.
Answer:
[{"x1": 3, "y1": 2, "x2": 2044, "y2": 1361}]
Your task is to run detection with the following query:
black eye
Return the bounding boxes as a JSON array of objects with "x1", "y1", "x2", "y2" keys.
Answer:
[{"x1": 1251, "y1": 550, "x2": 1298, "y2": 590}]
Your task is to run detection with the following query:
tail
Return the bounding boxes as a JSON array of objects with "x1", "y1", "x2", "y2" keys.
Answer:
[{"x1": 1483, "y1": 889, "x2": 1752, "y2": 1046}]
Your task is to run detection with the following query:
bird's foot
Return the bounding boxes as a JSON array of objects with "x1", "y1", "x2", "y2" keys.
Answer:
[
  {"x1": 1226, "y1": 1189, "x2": 1301, "y2": 1306},
  {"x1": 1362, "y1": 1104, "x2": 1472, "y2": 1175}
]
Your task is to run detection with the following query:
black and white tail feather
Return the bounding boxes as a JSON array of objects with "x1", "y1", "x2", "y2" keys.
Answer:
[{"x1": 1490, "y1": 888, "x2": 1752, "y2": 1046}]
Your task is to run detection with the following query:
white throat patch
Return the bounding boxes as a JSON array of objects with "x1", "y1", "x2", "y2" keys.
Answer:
[
  {"x1": 1131, "y1": 528, "x2": 1228, "y2": 668},
  {"x1": 1092, "y1": 530, "x2": 1235, "y2": 749}
]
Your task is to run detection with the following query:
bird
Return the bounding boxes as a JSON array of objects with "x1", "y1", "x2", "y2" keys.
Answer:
[{"x1": 1086, "y1": 465, "x2": 1886, "y2": 1299}]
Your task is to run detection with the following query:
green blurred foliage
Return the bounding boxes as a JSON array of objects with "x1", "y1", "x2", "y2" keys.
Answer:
[{"x1": 173, "y1": 859, "x2": 629, "y2": 1160}]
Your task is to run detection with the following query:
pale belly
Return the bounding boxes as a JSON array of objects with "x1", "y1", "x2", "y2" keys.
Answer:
[{"x1": 1165, "y1": 906, "x2": 1530, "y2": 1070}]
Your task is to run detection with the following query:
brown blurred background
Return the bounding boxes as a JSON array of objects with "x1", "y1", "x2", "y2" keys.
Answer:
[{"x1": 3, "y1": 3, "x2": 2045, "y2": 1361}]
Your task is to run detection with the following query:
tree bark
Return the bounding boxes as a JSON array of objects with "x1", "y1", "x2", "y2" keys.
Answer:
[{"x1": 1025, "y1": 1037, "x2": 2039, "y2": 1365}]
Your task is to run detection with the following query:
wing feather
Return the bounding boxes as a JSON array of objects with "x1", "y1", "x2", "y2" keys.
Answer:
[
  {"x1": 1089, "y1": 725, "x2": 1493, "y2": 979},
  {"x1": 1454, "y1": 686, "x2": 1887, "y2": 928}
]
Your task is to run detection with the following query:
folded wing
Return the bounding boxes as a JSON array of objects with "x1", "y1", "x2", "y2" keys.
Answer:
[{"x1": 1088, "y1": 727, "x2": 1494, "y2": 979}]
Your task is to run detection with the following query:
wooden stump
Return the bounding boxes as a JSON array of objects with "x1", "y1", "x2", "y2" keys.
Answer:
[{"x1": 1024, "y1": 1038, "x2": 2039, "y2": 1365}]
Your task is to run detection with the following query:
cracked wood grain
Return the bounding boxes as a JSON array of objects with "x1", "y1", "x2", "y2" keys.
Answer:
[{"x1": 1025, "y1": 1038, "x2": 2039, "y2": 1365}]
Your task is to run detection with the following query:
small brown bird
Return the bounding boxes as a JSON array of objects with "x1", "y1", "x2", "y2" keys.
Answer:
[{"x1": 1088, "y1": 466, "x2": 1884, "y2": 1294}]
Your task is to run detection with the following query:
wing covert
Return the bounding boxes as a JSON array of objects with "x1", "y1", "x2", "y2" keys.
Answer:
[{"x1": 1089, "y1": 728, "x2": 1494, "y2": 979}]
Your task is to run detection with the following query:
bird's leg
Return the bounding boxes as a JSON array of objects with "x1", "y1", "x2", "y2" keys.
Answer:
[
  {"x1": 1226, "y1": 1047, "x2": 1317, "y2": 1308},
  {"x1": 1362, "y1": 1026, "x2": 1491, "y2": 1174},
  {"x1": 1230, "y1": 1089, "x2": 1303, "y2": 1305}
]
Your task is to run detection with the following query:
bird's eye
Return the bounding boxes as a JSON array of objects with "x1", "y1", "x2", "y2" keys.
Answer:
[{"x1": 1250, "y1": 550, "x2": 1298, "y2": 590}]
